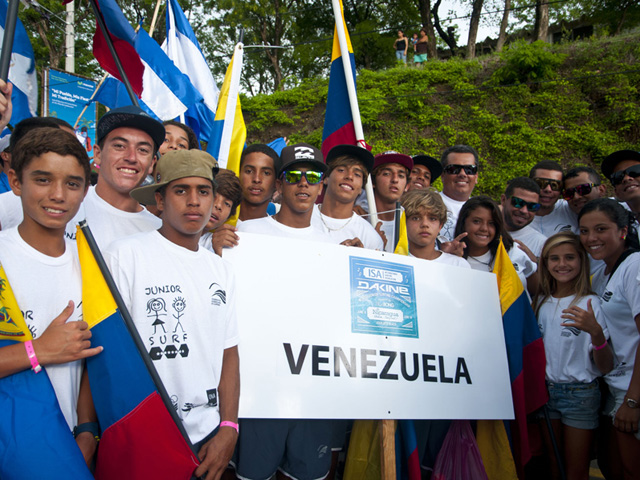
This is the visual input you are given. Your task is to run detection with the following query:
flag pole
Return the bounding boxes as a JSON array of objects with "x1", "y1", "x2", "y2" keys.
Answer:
[
  {"x1": 78, "y1": 221, "x2": 199, "y2": 457},
  {"x1": 329, "y1": 0, "x2": 378, "y2": 227},
  {"x1": 0, "y1": 0, "x2": 19, "y2": 81},
  {"x1": 148, "y1": 0, "x2": 163, "y2": 37},
  {"x1": 87, "y1": 0, "x2": 139, "y2": 106}
]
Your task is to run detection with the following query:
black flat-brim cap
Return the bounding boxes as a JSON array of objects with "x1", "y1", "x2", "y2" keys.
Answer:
[
  {"x1": 279, "y1": 143, "x2": 327, "y2": 176},
  {"x1": 412, "y1": 154, "x2": 443, "y2": 181},
  {"x1": 97, "y1": 106, "x2": 166, "y2": 152},
  {"x1": 325, "y1": 144, "x2": 375, "y2": 174},
  {"x1": 601, "y1": 149, "x2": 640, "y2": 180}
]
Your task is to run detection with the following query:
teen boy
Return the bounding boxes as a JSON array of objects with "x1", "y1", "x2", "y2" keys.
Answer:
[
  {"x1": 0, "y1": 127, "x2": 103, "y2": 461},
  {"x1": 104, "y1": 150, "x2": 240, "y2": 480},
  {"x1": 312, "y1": 144, "x2": 383, "y2": 250},
  {"x1": 200, "y1": 169, "x2": 243, "y2": 255},
  {"x1": 235, "y1": 143, "x2": 334, "y2": 480},
  {"x1": 402, "y1": 189, "x2": 470, "y2": 268}
]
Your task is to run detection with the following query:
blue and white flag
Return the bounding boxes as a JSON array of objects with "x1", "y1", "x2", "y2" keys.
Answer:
[
  {"x1": 89, "y1": 75, "x2": 156, "y2": 118},
  {"x1": 0, "y1": 0, "x2": 37, "y2": 125},
  {"x1": 93, "y1": 0, "x2": 203, "y2": 120},
  {"x1": 161, "y1": 0, "x2": 218, "y2": 141}
]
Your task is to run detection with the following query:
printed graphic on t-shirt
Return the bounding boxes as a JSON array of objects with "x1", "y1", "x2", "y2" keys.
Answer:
[{"x1": 144, "y1": 285, "x2": 190, "y2": 361}]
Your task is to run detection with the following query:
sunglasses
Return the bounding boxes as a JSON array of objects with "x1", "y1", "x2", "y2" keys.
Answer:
[
  {"x1": 533, "y1": 177, "x2": 562, "y2": 192},
  {"x1": 443, "y1": 164, "x2": 478, "y2": 175},
  {"x1": 282, "y1": 170, "x2": 324, "y2": 185},
  {"x1": 610, "y1": 165, "x2": 640, "y2": 186},
  {"x1": 510, "y1": 196, "x2": 541, "y2": 212},
  {"x1": 562, "y1": 182, "x2": 599, "y2": 200}
]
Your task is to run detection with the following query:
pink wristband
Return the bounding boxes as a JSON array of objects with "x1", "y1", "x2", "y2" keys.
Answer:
[
  {"x1": 220, "y1": 421, "x2": 239, "y2": 433},
  {"x1": 593, "y1": 339, "x2": 608, "y2": 351},
  {"x1": 24, "y1": 340, "x2": 42, "y2": 373}
]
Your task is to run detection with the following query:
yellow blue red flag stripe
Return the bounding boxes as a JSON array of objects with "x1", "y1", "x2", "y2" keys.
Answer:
[
  {"x1": 0, "y1": 264, "x2": 92, "y2": 479},
  {"x1": 77, "y1": 226, "x2": 199, "y2": 479}
]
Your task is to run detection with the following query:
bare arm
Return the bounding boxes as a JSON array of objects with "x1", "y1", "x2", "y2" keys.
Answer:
[
  {"x1": 193, "y1": 346, "x2": 240, "y2": 480},
  {"x1": 613, "y1": 313, "x2": 640, "y2": 434},
  {"x1": 75, "y1": 367, "x2": 99, "y2": 465}
]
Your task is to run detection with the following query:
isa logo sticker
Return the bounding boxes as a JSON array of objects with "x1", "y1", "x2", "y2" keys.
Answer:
[{"x1": 349, "y1": 257, "x2": 418, "y2": 338}]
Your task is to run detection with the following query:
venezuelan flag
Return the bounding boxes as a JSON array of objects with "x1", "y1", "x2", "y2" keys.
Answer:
[
  {"x1": 0, "y1": 265, "x2": 92, "y2": 479},
  {"x1": 394, "y1": 210, "x2": 409, "y2": 255},
  {"x1": 207, "y1": 43, "x2": 246, "y2": 175},
  {"x1": 77, "y1": 225, "x2": 199, "y2": 479},
  {"x1": 321, "y1": 0, "x2": 358, "y2": 158},
  {"x1": 477, "y1": 240, "x2": 547, "y2": 478}
]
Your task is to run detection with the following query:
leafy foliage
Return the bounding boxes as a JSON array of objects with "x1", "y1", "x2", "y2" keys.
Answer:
[{"x1": 243, "y1": 32, "x2": 640, "y2": 199}]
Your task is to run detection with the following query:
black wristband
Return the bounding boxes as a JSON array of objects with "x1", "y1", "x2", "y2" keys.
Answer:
[{"x1": 73, "y1": 421, "x2": 101, "y2": 441}]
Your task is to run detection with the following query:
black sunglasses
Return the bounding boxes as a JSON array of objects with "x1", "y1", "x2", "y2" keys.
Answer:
[
  {"x1": 610, "y1": 165, "x2": 640, "y2": 186},
  {"x1": 443, "y1": 164, "x2": 478, "y2": 175},
  {"x1": 533, "y1": 177, "x2": 562, "y2": 192},
  {"x1": 510, "y1": 196, "x2": 541, "y2": 212},
  {"x1": 562, "y1": 183, "x2": 599, "y2": 200}
]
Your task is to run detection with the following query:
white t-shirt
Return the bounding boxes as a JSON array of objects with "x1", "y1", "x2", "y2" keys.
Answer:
[
  {"x1": 467, "y1": 245, "x2": 536, "y2": 292},
  {"x1": 311, "y1": 204, "x2": 384, "y2": 250},
  {"x1": 591, "y1": 252, "x2": 640, "y2": 391},
  {"x1": 510, "y1": 225, "x2": 548, "y2": 258},
  {"x1": 530, "y1": 200, "x2": 578, "y2": 237},
  {"x1": 0, "y1": 227, "x2": 83, "y2": 430},
  {"x1": 238, "y1": 215, "x2": 333, "y2": 243},
  {"x1": 409, "y1": 251, "x2": 471, "y2": 269},
  {"x1": 104, "y1": 231, "x2": 239, "y2": 443},
  {"x1": 439, "y1": 193, "x2": 466, "y2": 242},
  {"x1": 0, "y1": 190, "x2": 22, "y2": 230},
  {"x1": 536, "y1": 294, "x2": 607, "y2": 383},
  {"x1": 68, "y1": 187, "x2": 161, "y2": 249}
]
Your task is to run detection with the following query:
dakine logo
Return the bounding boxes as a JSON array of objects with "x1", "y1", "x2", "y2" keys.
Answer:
[
  {"x1": 561, "y1": 326, "x2": 581, "y2": 337},
  {"x1": 294, "y1": 146, "x2": 315, "y2": 160},
  {"x1": 209, "y1": 283, "x2": 227, "y2": 306},
  {"x1": 602, "y1": 290, "x2": 613, "y2": 302}
]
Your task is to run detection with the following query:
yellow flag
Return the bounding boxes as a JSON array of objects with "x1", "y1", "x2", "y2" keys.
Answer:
[{"x1": 0, "y1": 264, "x2": 32, "y2": 342}]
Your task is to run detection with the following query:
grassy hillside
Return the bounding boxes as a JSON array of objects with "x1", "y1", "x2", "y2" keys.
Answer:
[{"x1": 242, "y1": 31, "x2": 640, "y2": 198}]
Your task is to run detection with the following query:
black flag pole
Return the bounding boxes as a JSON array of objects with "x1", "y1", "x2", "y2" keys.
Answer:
[
  {"x1": 87, "y1": 0, "x2": 139, "y2": 106},
  {"x1": 0, "y1": 0, "x2": 19, "y2": 81},
  {"x1": 79, "y1": 221, "x2": 199, "y2": 457}
]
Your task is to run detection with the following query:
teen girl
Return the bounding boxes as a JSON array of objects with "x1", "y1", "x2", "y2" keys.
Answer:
[
  {"x1": 454, "y1": 195, "x2": 537, "y2": 294},
  {"x1": 578, "y1": 198, "x2": 640, "y2": 479},
  {"x1": 534, "y1": 232, "x2": 613, "y2": 480}
]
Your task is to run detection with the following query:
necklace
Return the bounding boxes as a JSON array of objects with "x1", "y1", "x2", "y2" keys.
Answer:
[
  {"x1": 468, "y1": 254, "x2": 493, "y2": 267},
  {"x1": 319, "y1": 206, "x2": 354, "y2": 232}
]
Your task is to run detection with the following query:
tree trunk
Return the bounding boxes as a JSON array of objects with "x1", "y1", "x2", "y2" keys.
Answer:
[
  {"x1": 433, "y1": 0, "x2": 458, "y2": 56},
  {"x1": 415, "y1": 0, "x2": 438, "y2": 59},
  {"x1": 466, "y1": 0, "x2": 483, "y2": 59},
  {"x1": 496, "y1": 0, "x2": 511, "y2": 52},
  {"x1": 534, "y1": 0, "x2": 549, "y2": 42}
]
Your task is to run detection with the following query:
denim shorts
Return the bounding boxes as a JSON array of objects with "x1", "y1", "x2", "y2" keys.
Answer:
[
  {"x1": 603, "y1": 385, "x2": 640, "y2": 440},
  {"x1": 546, "y1": 379, "x2": 600, "y2": 430}
]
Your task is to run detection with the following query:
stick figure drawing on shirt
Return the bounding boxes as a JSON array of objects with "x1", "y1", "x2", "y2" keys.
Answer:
[
  {"x1": 172, "y1": 297, "x2": 186, "y2": 333},
  {"x1": 147, "y1": 297, "x2": 167, "y2": 334}
]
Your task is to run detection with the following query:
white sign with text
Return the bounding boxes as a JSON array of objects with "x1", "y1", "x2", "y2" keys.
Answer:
[{"x1": 224, "y1": 232, "x2": 514, "y2": 420}]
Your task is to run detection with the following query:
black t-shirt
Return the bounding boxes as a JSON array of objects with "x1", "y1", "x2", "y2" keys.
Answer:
[{"x1": 396, "y1": 39, "x2": 407, "y2": 50}]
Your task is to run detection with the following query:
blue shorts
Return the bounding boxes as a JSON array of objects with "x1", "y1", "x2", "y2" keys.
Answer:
[
  {"x1": 234, "y1": 419, "x2": 332, "y2": 480},
  {"x1": 546, "y1": 380, "x2": 600, "y2": 430},
  {"x1": 603, "y1": 385, "x2": 640, "y2": 441}
]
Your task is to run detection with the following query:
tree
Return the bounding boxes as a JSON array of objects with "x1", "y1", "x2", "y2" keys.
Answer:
[
  {"x1": 533, "y1": 0, "x2": 549, "y2": 41},
  {"x1": 433, "y1": 0, "x2": 458, "y2": 55},
  {"x1": 496, "y1": 0, "x2": 511, "y2": 52},
  {"x1": 466, "y1": 0, "x2": 484, "y2": 58}
]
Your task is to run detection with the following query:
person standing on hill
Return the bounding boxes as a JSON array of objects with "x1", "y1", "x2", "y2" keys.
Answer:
[
  {"x1": 414, "y1": 29, "x2": 429, "y2": 67},
  {"x1": 394, "y1": 30, "x2": 408, "y2": 64}
]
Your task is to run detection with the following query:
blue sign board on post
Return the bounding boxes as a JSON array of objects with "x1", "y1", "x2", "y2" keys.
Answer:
[
  {"x1": 350, "y1": 256, "x2": 418, "y2": 338},
  {"x1": 45, "y1": 68, "x2": 97, "y2": 159}
]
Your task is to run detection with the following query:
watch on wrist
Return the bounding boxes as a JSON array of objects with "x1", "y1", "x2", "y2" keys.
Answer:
[{"x1": 625, "y1": 397, "x2": 639, "y2": 409}]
